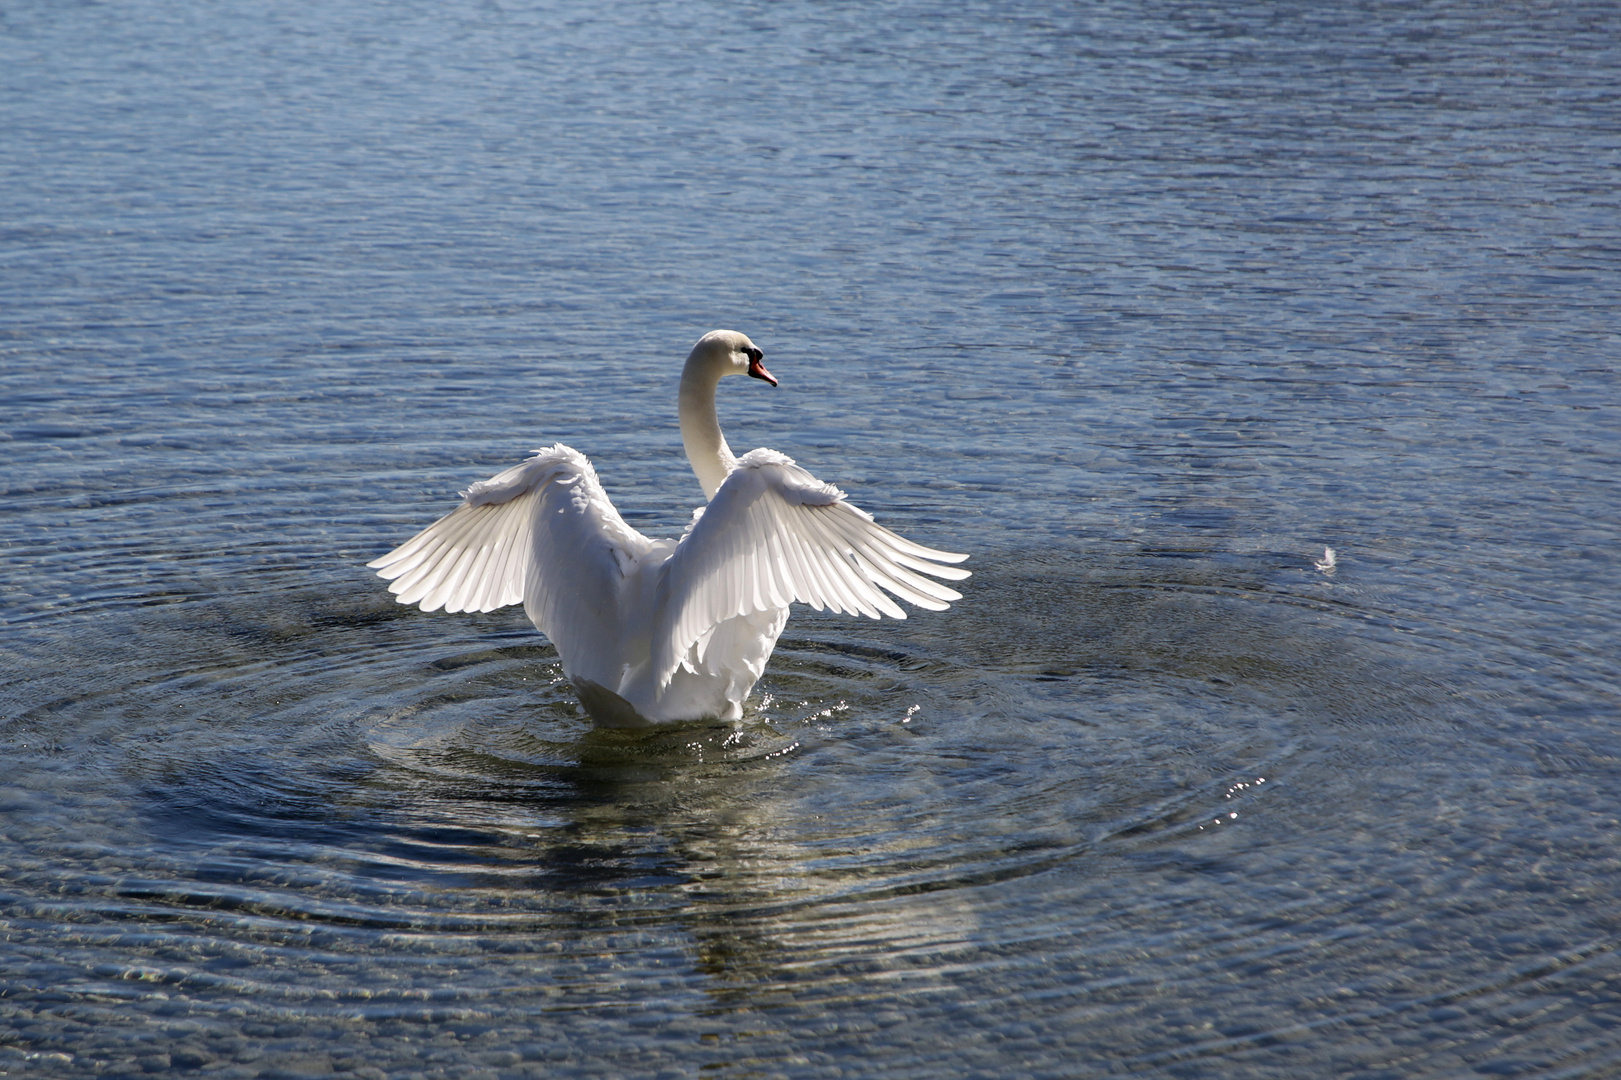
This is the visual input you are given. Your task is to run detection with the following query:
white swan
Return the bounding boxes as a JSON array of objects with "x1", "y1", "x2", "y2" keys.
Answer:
[{"x1": 368, "y1": 330, "x2": 969, "y2": 728}]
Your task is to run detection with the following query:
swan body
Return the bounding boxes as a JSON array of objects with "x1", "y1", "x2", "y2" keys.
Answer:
[{"x1": 368, "y1": 330, "x2": 968, "y2": 727}]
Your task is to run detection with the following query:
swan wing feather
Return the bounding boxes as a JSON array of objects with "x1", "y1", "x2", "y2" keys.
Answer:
[
  {"x1": 651, "y1": 449, "x2": 968, "y2": 690},
  {"x1": 367, "y1": 447, "x2": 652, "y2": 660}
]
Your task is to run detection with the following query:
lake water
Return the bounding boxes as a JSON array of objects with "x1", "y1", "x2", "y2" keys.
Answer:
[{"x1": 3, "y1": 1, "x2": 1619, "y2": 1077}]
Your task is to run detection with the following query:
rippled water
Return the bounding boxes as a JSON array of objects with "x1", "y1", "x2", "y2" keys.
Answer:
[{"x1": 4, "y1": 1, "x2": 1620, "y2": 1077}]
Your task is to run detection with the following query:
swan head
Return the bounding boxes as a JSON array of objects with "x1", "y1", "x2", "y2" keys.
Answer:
[{"x1": 689, "y1": 329, "x2": 777, "y2": 386}]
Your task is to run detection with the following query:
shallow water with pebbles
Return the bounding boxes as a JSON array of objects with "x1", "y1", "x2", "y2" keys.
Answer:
[{"x1": 4, "y1": 0, "x2": 1620, "y2": 1077}]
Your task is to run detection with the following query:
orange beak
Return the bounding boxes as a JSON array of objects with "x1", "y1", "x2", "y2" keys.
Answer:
[{"x1": 747, "y1": 356, "x2": 778, "y2": 386}]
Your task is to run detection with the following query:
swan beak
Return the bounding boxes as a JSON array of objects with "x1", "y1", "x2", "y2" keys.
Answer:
[{"x1": 747, "y1": 357, "x2": 778, "y2": 386}]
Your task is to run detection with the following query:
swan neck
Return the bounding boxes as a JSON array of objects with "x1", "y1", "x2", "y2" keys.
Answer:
[{"x1": 679, "y1": 360, "x2": 734, "y2": 500}]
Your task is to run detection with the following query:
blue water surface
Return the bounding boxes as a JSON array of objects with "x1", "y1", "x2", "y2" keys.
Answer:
[{"x1": 3, "y1": 1, "x2": 1620, "y2": 1077}]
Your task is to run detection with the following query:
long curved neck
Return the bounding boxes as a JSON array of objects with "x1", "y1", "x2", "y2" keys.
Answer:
[{"x1": 679, "y1": 357, "x2": 735, "y2": 500}]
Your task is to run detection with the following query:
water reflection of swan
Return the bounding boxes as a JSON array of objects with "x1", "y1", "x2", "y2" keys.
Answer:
[{"x1": 369, "y1": 330, "x2": 969, "y2": 728}]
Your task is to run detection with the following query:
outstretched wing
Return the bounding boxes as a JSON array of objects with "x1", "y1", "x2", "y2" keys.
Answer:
[
  {"x1": 651, "y1": 449, "x2": 968, "y2": 690},
  {"x1": 367, "y1": 445, "x2": 652, "y2": 664}
]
